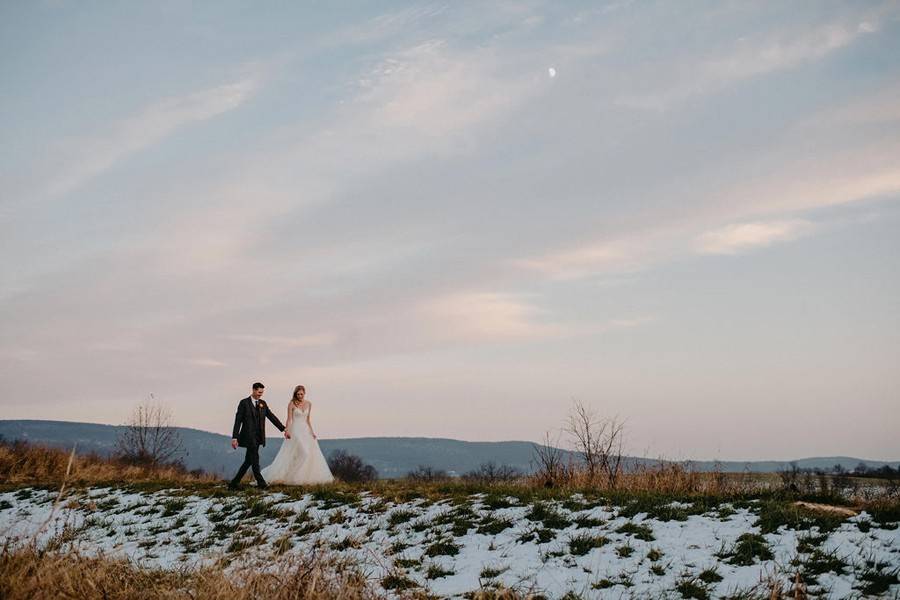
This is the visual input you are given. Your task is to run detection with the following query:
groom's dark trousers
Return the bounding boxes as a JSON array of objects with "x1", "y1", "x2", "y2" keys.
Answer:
[{"x1": 230, "y1": 396, "x2": 285, "y2": 487}]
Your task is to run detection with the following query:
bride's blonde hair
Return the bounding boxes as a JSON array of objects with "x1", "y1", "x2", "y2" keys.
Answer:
[{"x1": 291, "y1": 385, "x2": 306, "y2": 405}]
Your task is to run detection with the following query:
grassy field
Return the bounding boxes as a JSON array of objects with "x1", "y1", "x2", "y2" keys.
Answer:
[{"x1": 2, "y1": 441, "x2": 898, "y2": 599}]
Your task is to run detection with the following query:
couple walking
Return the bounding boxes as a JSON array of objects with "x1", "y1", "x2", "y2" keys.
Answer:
[{"x1": 229, "y1": 382, "x2": 333, "y2": 489}]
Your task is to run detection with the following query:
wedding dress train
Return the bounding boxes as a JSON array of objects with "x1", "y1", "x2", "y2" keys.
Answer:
[{"x1": 261, "y1": 405, "x2": 333, "y2": 485}]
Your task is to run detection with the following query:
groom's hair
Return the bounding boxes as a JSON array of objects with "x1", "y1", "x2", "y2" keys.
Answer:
[{"x1": 252, "y1": 382, "x2": 265, "y2": 390}]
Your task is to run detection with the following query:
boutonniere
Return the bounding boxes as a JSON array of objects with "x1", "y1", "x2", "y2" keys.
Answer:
[{"x1": 257, "y1": 401, "x2": 266, "y2": 408}]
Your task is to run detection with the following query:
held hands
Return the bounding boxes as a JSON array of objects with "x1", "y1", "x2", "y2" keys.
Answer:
[
  {"x1": 284, "y1": 431, "x2": 291, "y2": 439},
  {"x1": 231, "y1": 438, "x2": 238, "y2": 449}
]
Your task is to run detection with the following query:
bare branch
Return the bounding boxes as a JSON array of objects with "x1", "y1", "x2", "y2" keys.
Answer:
[
  {"x1": 564, "y1": 399, "x2": 626, "y2": 488},
  {"x1": 115, "y1": 396, "x2": 184, "y2": 467}
]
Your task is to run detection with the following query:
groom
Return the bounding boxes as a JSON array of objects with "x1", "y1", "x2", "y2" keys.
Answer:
[{"x1": 229, "y1": 382, "x2": 290, "y2": 489}]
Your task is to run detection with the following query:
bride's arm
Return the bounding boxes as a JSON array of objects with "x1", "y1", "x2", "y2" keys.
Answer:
[
  {"x1": 283, "y1": 402, "x2": 293, "y2": 439},
  {"x1": 307, "y1": 402, "x2": 317, "y2": 439}
]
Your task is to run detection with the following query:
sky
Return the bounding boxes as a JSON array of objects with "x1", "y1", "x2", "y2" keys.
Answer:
[{"x1": 1, "y1": 1, "x2": 899, "y2": 461}]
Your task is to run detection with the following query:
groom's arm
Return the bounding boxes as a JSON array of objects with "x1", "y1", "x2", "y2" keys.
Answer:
[
  {"x1": 265, "y1": 407, "x2": 285, "y2": 432},
  {"x1": 232, "y1": 401, "x2": 244, "y2": 440}
]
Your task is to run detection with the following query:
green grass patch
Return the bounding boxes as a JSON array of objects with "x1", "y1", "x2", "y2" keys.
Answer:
[
  {"x1": 477, "y1": 516, "x2": 513, "y2": 535},
  {"x1": 615, "y1": 494, "x2": 709, "y2": 522},
  {"x1": 721, "y1": 533, "x2": 773, "y2": 566},
  {"x1": 482, "y1": 494, "x2": 516, "y2": 509},
  {"x1": 591, "y1": 573, "x2": 633, "y2": 590},
  {"x1": 526, "y1": 502, "x2": 571, "y2": 529},
  {"x1": 574, "y1": 515, "x2": 605, "y2": 528},
  {"x1": 388, "y1": 508, "x2": 417, "y2": 527},
  {"x1": 800, "y1": 548, "x2": 848, "y2": 584},
  {"x1": 291, "y1": 513, "x2": 322, "y2": 537},
  {"x1": 394, "y1": 557, "x2": 421, "y2": 569},
  {"x1": 697, "y1": 567, "x2": 722, "y2": 584},
  {"x1": 866, "y1": 502, "x2": 900, "y2": 529},
  {"x1": 241, "y1": 496, "x2": 291, "y2": 521},
  {"x1": 796, "y1": 531, "x2": 828, "y2": 554},
  {"x1": 675, "y1": 577, "x2": 710, "y2": 600},
  {"x1": 857, "y1": 559, "x2": 899, "y2": 596},
  {"x1": 410, "y1": 519, "x2": 431, "y2": 532},
  {"x1": 479, "y1": 565, "x2": 509, "y2": 579},
  {"x1": 387, "y1": 540, "x2": 410, "y2": 555},
  {"x1": 568, "y1": 533, "x2": 609, "y2": 556},
  {"x1": 381, "y1": 572, "x2": 417, "y2": 591},
  {"x1": 311, "y1": 488, "x2": 360, "y2": 509},
  {"x1": 615, "y1": 521, "x2": 655, "y2": 541},
  {"x1": 14, "y1": 488, "x2": 34, "y2": 500},
  {"x1": 517, "y1": 527, "x2": 556, "y2": 544},
  {"x1": 161, "y1": 497, "x2": 187, "y2": 517},
  {"x1": 328, "y1": 510, "x2": 347, "y2": 524},
  {"x1": 425, "y1": 563, "x2": 454, "y2": 579},
  {"x1": 716, "y1": 505, "x2": 737, "y2": 520},
  {"x1": 331, "y1": 536, "x2": 361, "y2": 551},
  {"x1": 226, "y1": 529, "x2": 266, "y2": 553},
  {"x1": 273, "y1": 533, "x2": 293, "y2": 555},
  {"x1": 424, "y1": 538, "x2": 460, "y2": 557},
  {"x1": 754, "y1": 500, "x2": 847, "y2": 534}
]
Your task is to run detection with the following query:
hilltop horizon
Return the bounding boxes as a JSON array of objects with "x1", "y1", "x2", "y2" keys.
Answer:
[{"x1": 0, "y1": 419, "x2": 900, "y2": 471}]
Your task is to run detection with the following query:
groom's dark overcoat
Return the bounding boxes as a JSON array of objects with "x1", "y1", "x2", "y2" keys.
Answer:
[{"x1": 232, "y1": 397, "x2": 285, "y2": 448}]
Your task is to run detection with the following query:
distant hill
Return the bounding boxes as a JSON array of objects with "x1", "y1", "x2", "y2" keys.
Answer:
[{"x1": 1, "y1": 420, "x2": 897, "y2": 478}]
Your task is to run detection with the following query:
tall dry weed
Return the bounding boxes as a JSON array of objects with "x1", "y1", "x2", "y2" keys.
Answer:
[
  {"x1": 0, "y1": 440, "x2": 215, "y2": 485},
  {"x1": 0, "y1": 543, "x2": 383, "y2": 600}
]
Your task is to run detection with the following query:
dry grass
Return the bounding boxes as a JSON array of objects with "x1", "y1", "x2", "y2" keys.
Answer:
[
  {"x1": 0, "y1": 440, "x2": 216, "y2": 486},
  {"x1": 541, "y1": 460, "x2": 762, "y2": 496},
  {"x1": 0, "y1": 543, "x2": 384, "y2": 600}
]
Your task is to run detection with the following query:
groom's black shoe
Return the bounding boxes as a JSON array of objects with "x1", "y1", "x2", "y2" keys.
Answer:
[{"x1": 227, "y1": 480, "x2": 242, "y2": 490}]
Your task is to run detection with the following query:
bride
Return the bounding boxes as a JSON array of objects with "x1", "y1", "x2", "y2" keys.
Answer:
[{"x1": 261, "y1": 385, "x2": 334, "y2": 485}]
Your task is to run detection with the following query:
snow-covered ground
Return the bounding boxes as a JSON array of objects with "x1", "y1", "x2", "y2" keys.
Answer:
[{"x1": 1, "y1": 486, "x2": 898, "y2": 598}]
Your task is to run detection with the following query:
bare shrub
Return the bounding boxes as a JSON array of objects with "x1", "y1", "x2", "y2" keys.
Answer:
[
  {"x1": 327, "y1": 450, "x2": 378, "y2": 483},
  {"x1": 778, "y1": 462, "x2": 801, "y2": 493},
  {"x1": 531, "y1": 431, "x2": 569, "y2": 487},
  {"x1": 564, "y1": 399, "x2": 625, "y2": 489},
  {"x1": 461, "y1": 462, "x2": 523, "y2": 484},
  {"x1": 406, "y1": 465, "x2": 449, "y2": 482},
  {"x1": 115, "y1": 396, "x2": 184, "y2": 468}
]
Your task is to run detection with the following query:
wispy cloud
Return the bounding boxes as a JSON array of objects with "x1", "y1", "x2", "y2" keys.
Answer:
[
  {"x1": 513, "y1": 239, "x2": 644, "y2": 280},
  {"x1": 355, "y1": 39, "x2": 538, "y2": 141},
  {"x1": 225, "y1": 333, "x2": 338, "y2": 348},
  {"x1": 324, "y1": 4, "x2": 449, "y2": 46},
  {"x1": 419, "y1": 292, "x2": 559, "y2": 341},
  {"x1": 148, "y1": 39, "x2": 543, "y2": 273},
  {"x1": 417, "y1": 291, "x2": 655, "y2": 343},
  {"x1": 694, "y1": 219, "x2": 814, "y2": 255},
  {"x1": 186, "y1": 358, "x2": 227, "y2": 368},
  {"x1": 617, "y1": 17, "x2": 879, "y2": 111},
  {"x1": 44, "y1": 71, "x2": 262, "y2": 198},
  {"x1": 795, "y1": 83, "x2": 900, "y2": 128},
  {"x1": 512, "y1": 226, "x2": 681, "y2": 281}
]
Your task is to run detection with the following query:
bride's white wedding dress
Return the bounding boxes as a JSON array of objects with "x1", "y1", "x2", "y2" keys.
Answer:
[{"x1": 261, "y1": 404, "x2": 333, "y2": 485}]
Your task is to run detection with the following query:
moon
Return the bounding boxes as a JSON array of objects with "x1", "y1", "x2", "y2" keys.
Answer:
[{"x1": 548, "y1": 67, "x2": 557, "y2": 78}]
